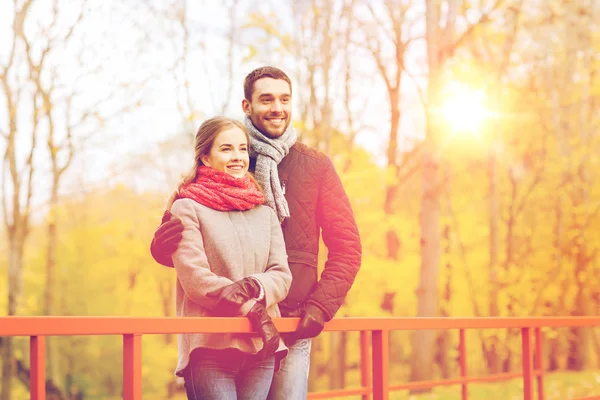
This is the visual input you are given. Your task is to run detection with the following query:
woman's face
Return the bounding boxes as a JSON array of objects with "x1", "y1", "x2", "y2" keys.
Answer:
[{"x1": 201, "y1": 127, "x2": 249, "y2": 178}]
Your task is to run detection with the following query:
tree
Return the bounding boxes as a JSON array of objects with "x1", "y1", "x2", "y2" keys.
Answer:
[
  {"x1": 411, "y1": 0, "x2": 507, "y2": 386},
  {"x1": 358, "y1": 0, "x2": 421, "y2": 260},
  {"x1": 1, "y1": 2, "x2": 42, "y2": 397},
  {"x1": 1, "y1": 1, "x2": 153, "y2": 397}
]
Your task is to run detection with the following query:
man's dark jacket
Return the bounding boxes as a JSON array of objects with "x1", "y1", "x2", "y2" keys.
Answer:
[{"x1": 152, "y1": 142, "x2": 362, "y2": 320}]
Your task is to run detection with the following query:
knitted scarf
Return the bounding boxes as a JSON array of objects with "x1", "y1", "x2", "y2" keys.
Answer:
[
  {"x1": 179, "y1": 166, "x2": 265, "y2": 211},
  {"x1": 244, "y1": 116, "x2": 297, "y2": 221}
]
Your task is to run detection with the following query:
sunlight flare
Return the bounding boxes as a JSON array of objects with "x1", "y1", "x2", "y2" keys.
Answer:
[{"x1": 437, "y1": 83, "x2": 489, "y2": 134}]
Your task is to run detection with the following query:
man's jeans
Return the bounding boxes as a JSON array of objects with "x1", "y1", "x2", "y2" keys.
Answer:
[
  {"x1": 268, "y1": 339, "x2": 312, "y2": 400},
  {"x1": 183, "y1": 348, "x2": 275, "y2": 400}
]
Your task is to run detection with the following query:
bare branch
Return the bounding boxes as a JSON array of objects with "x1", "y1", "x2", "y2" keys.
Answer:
[
  {"x1": 57, "y1": 96, "x2": 76, "y2": 176},
  {"x1": 366, "y1": 3, "x2": 396, "y2": 45},
  {"x1": 22, "y1": 92, "x2": 40, "y2": 235},
  {"x1": 363, "y1": 29, "x2": 392, "y2": 93},
  {"x1": 452, "y1": 0, "x2": 508, "y2": 52},
  {"x1": 61, "y1": 0, "x2": 87, "y2": 44},
  {"x1": 220, "y1": 0, "x2": 239, "y2": 114}
]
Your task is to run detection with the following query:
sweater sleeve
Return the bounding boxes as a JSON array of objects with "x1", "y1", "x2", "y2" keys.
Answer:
[
  {"x1": 249, "y1": 208, "x2": 292, "y2": 309},
  {"x1": 171, "y1": 199, "x2": 248, "y2": 312}
]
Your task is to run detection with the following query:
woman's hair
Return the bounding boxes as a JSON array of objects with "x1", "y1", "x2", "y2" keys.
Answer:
[{"x1": 164, "y1": 117, "x2": 253, "y2": 212}]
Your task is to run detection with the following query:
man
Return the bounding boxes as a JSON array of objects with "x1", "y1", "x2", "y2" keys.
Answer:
[{"x1": 151, "y1": 66, "x2": 362, "y2": 399}]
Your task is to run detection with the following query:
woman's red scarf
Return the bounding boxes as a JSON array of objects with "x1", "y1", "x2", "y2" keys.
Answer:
[{"x1": 178, "y1": 166, "x2": 265, "y2": 211}]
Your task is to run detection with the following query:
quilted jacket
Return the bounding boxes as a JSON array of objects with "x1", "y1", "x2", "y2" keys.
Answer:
[{"x1": 260, "y1": 142, "x2": 362, "y2": 320}]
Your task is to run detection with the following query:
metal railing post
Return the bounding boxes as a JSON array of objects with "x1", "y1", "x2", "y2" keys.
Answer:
[
  {"x1": 123, "y1": 333, "x2": 142, "y2": 400},
  {"x1": 360, "y1": 330, "x2": 372, "y2": 400},
  {"x1": 459, "y1": 329, "x2": 468, "y2": 400},
  {"x1": 372, "y1": 330, "x2": 389, "y2": 400},
  {"x1": 30, "y1": 336, "x2": 46, "y2": 400},
  {"x1": 521, "y1": 327, "x2": 533, "y2": 400},
  {"x1": 534, "y1": 328, "x2": 544, "y2": 400}
]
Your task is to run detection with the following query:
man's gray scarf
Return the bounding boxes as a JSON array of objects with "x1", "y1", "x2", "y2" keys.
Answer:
[{"x1": 244, "y1": 116, "x2": 297, "y2": 222}]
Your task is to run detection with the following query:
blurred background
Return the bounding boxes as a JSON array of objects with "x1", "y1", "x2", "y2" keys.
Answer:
[{"x1": 1, "y1": 0, "x2": 599, "y2": 398}]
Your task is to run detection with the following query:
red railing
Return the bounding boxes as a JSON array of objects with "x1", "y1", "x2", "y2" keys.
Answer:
[{"x1": 1, "y1": 316, "x2": 600, "y2": 400}]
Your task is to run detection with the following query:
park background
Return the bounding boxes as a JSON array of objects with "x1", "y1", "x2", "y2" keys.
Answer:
[{"x1": 1, "y1": 0, "x2": 600, "y2": 398}]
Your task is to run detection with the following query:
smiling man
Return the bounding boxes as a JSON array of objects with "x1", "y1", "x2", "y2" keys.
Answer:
[
  {"x1": 151, "y1": 66, "x2": 362, "y2": 400},
  {"x1": 243, "y1": 76, "x2": 291, "y2": 138}
]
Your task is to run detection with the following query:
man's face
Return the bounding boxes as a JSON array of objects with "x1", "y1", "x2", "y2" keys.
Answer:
[{"x1": 242, "y1": 78, "x2": 292, "y2": 139}]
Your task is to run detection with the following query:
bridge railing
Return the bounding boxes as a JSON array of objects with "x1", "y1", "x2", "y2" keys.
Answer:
[{"x1": 1, "y1": 316, "x2": 600, "y2": 400}]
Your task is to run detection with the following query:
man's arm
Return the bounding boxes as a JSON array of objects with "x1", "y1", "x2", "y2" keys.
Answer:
[{"x1": 308, "y1": 157, "x2": 362, "y2": 320}]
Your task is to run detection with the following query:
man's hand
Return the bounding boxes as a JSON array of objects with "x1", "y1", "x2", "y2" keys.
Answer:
[
  {"x1": 152, "y1": 210, "x2": 184, "y2": 257},
  {"x1": 286, "y1": 303, "x2": 326, "y2": 346},
  {"x1": 206, "y1": 277, "x2": 262, "y2": 316}
]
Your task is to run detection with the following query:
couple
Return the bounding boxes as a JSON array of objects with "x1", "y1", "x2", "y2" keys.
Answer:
[{"x1": 151, "y1": 66, "x2": 362, "y2": 400}]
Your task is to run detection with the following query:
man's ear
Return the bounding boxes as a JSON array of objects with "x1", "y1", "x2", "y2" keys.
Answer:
[{"x1": 242, "y1": 99, "x2": 251, "y2": 116}]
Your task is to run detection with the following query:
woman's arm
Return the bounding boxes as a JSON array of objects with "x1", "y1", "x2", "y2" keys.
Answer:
[
  {"x1": 249, "y1": 208, "x2": 292, "y2": 309},
  {"x1": 171, "y1": 199, "x2": 245, "y2": 311}
]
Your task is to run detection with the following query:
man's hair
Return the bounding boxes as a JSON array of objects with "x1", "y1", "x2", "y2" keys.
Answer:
[{"x1": 243, "y1": 66, "x2": 292, "y2": 101}]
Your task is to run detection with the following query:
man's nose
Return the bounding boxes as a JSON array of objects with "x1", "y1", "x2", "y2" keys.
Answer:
[{"x1": 271, "y1": 100, "x2": 283, "y2": 112}]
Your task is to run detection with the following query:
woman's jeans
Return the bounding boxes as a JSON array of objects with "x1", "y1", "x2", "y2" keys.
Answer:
[{"x1": 184, "y1": 348, "x2": 275, "y2": 400}]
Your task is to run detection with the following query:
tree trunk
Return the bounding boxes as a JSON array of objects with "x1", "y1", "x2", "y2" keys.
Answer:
[
  {"x1": 436, "y1": 175, "x2": 452, "y2": 379},
  {"x1": 385, "y1": 86, "x2": 402, "y2": 260},
  {"x1": 307, "y1": 336, "x2": 323, "y2": 391},
  {"x1": 411, "y1": 118, "x2": 442, "y2": 385},
  {"x1": 2, "y1": 234, "x2": 25, "y2": 400},
  {"x1": 411, "y1": 0, "x2": 444, "y2": 387},
  {"x1": 567, "y1": 255, "x2": 589, "y2": 370},
  {"x1": 0, "y1": 338, "x2": 14, "y2": 400},
  {"x1": 485, "y1": 147, "x2": 502, "y2": 374},
  {"x1": 45, "y1": 184, "x2": 61, "y2": 389},
  {"x1": 328, "y1": 331, "x2": 347, "y2": 389}
]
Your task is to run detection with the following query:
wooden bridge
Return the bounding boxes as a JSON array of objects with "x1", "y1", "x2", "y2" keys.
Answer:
[{"x1": 2, "y1": 316, "x2": 600, "y2": 400}]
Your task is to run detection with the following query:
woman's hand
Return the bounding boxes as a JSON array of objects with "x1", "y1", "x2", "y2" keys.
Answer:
[
  {"x1": 206, "y1": 277, "x2": 262, "y2": 316},
  {"x1": 246, "y1": 302, "x2": 281, "y2": 360}
]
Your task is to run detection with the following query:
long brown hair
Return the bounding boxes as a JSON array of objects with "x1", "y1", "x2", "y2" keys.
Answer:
[{"x1": 164, "y1": 117, "x2": 253, "y2": 212}]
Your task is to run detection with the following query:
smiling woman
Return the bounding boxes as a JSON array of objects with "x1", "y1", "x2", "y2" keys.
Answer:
[
  {"x1": 200, "y1": 127, "x2": 250, "y2": 179},
  {"x1": 437, "y1": 82, "x2": 490, "y2": 135}
]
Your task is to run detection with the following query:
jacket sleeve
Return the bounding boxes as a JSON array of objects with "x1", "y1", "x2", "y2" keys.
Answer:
[
  {"x1": 170, "y1": 199, "x2": 255, "y2": 314},
  {"x1": 249, "y1": 208, "x2": 292, "y2": 309},
  {"x1": 308, "y1": 157, "x2": 362, "y2": 321}
]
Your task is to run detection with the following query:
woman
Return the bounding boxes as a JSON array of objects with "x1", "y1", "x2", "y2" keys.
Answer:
[{"x1": 167, "y1": 116, "x2": 292, "y2": 400}]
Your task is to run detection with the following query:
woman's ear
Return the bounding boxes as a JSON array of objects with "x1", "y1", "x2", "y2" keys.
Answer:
[{"x1": 200, "y1": 156, "x2": 210, "y2": 167}]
